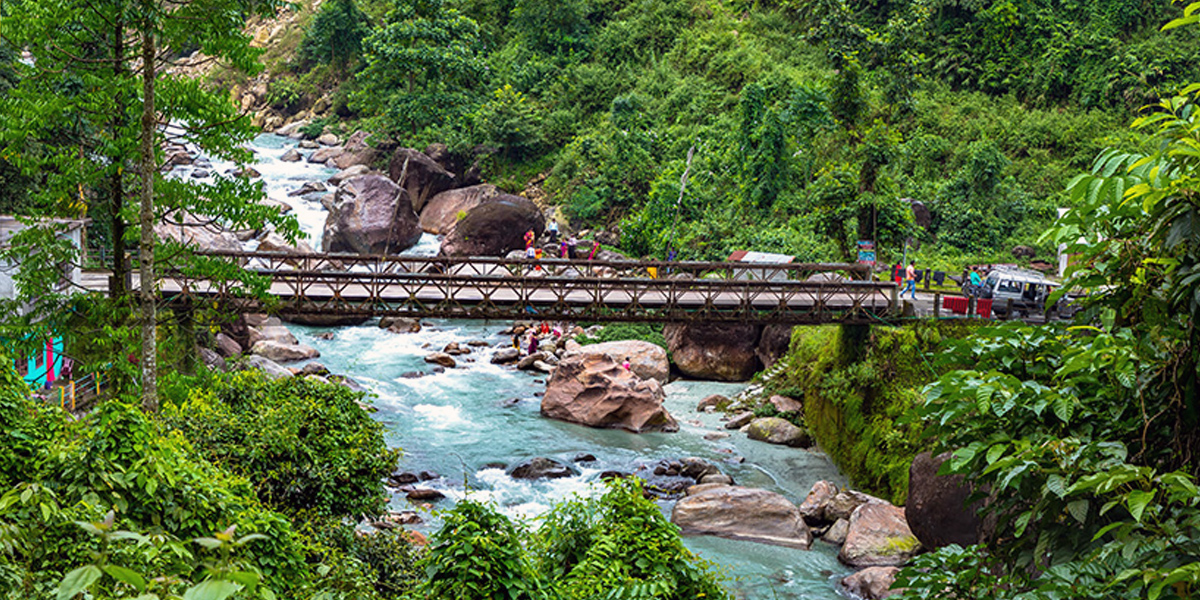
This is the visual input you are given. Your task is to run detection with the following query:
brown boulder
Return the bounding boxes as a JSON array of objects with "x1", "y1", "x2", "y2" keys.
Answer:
[
  {"x1": 215, "y1": 333, "x2": 242, "y2": 358},
  {"x1": 250, "y1": 340, "x2": 320, "y2": 363},
  {"x1": 905, "y1": 451, "x2": 987, "y2": 549},
  {"x1": 308, "y1": 146, "x2": 345, "y2": 164},
  {"x1": 541, "y1": 353, "x2": 677, "y2": 433},
  {"x1": 826, "y1": 490, "x2": 886, "y2": 522},
  {"x1": 841, "y1": 566, "x2": 901, "y2": 599},
  {"x1": 757, "y1": 324, "x2": 795, "y2": 369},
  {"x1": 419, "y1": 184, "x2": 501, "y2": 234},
  {"x1": 839, "y1": 503, "x2": 922, "y2": 567},
  {"x1": 388, "y1": 147, "x2": 456, "y2": 213},
  {"x1": 746, "y1": 417, "x2": 811, "y2": 447},
  {"x1": 663, "y1": 323, "x2": 762, "y2": 381},
  {"x1": 439, "y1": 195, "x2": 545, "y2": 257},
  {"x1": 768, "y1": 394, "x2": 803, "y2": 413},
  {"x1": 798, "y1": 480, "x2": 839, "y2": 524},
  {"x1": 568, "y1": 340, "x2": 670, "y2": 383},
  {"x1": 671, "y1": 486, "x2": 812, "y2": 549},
  {"x1": 322, "y1": 175, "x2": 422, "y2": 255},
  {"x1": 330, "y1": 130, "x2": 379, "y2": 170}
]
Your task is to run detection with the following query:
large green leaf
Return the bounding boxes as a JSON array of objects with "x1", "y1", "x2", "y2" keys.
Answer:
[
  {"x1": 182, "y1": 580, "x2": 243, "y2": 600},
  {"x1": 56, "y1": 565, "x2": 102, "y2": 600}
]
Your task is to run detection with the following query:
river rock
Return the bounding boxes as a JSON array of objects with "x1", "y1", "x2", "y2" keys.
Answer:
[
  {"x1": 258, "y1": 197, "x2": 293, "y2": 213},
  {"x1": 308, "y1": 146, "x2": 344, "y2": 164},
  {"x1": 322, "y1": 175, "x2": 422, "y2": 255},
  {"x1": 663, "y1": 323, "x2": 763, "y2": 381},
  {"x1": 799, "y1": 480, "x2": 839, "y2": 524},
  {"x1": 826, "y1": 490, "x2": 885, "y2": 522},
  {"x1": 419, "y1": 184, "x2": 502, "y2": 234},
  {"x1": 200, "y1": 348, "x2": 229, "y2": 372},
  {"x1": 671, "y1": 486, "x2": 812, "y2": 549},
  {"x1": 757, "y1": 324, "x2": 795, "y2": 369},
  {"x1": 687, "y1": 483, "x2": 731, "y2": 496},
  {"x1": 724, "y1": 411, "x2": 756, "y2": 430},
  {"x1": 680, "y1": 457, "x2": 723, "y2": 481},
  {"x1": 696, "y1": 394, "x2": 729, "y2": 412},
  {"x1": 249, "y1": 325, "x2": 297, "y2": 346},
  {"x1": 215, "y1": 333, "x2": 242, "y2": 358},
  {"x1": 242, "y1": 355, "x2": 293, "y2": 380},
  {"x1": 906, "y1": 451, "x2": 988, "y2": 549},
  {"x1": 491, "y1": 347, "x2": 520, "y2": 364},
  {"x1": 280, "y1": 148, "x2": 302, "y2": 162},
  {"x1": 746, "y1": 417, "x2": 811, "y2": 447},
  {"x1": 517, "y1": 352, "x2": 546, "y2": 370},
  {"x1": 154, "y1": 212, "x2": 241, "y2": 252},
  {"x1": 287, "y1": 181, "x2": 327, "y2": 197},
  {"x1": 839, "y1": 503, "x2": 922, "y2": 567},
  {"x1": 841, "y1": 567, "x2": 901, "y2": 600},
  {"x1": 379, "y1": 316, "x2": 421, "y2": 333},
  {"x1": 768, "y1": 394, "x2": 803, "y2": 413},
  {"x1": 316, "y1": 133, "x2": 340, "y2": 146},
  {"x1": 256, "y1": 232, "x2": 315, "y2": 254},
  {"x1": 406, "y1": 489, "x2": 445, "y2": 501},
  {"x1": 700, "y1": 473, "x2": 734, "y2": 485},
  {"x1": 388, "y1": 147, "x2": 456, "y2": 213},
  {"x1": 541, "y1": 353, "x2": 678, "y2": 433},
  {"x1": 298, "y1": 362, "x2": 329, "y2": 376},
  {"x1": 509, "y1": 457, "x2": 575, "y2": 480},
  {"x1": 823, "y1": 517, "x2": 850, "y2": 544},
  {"x1": 300, "y1": 140, "x2": 319, "y2": 149},
  {"x1": 424, "y1": 352, "x2": 456, "y2": 368},
  {"x1": 328, "y1": 165, "x2": 371, "y2": 186},
  {"x1": 331, "y1": 131, "x2": 380, "y2": 170},
  {"x1": 567, "y1": 340, "x2": 670, "y2": 383},
  {"x1": 439, "y1": 195, "x2": 545, "y2": 257},
  {"x1": 251, "y1": 340, "x2": 320, "y2": 363}
]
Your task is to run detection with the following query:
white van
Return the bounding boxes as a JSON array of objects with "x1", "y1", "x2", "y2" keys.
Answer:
[{"x1": 973, "y1": 268, "x2": 1066, "y2": 318}]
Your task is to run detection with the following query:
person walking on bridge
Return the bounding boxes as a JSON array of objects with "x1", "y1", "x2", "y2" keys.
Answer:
[{"x1": 904, "y1": 262, "x2": 918, "y2": 300}]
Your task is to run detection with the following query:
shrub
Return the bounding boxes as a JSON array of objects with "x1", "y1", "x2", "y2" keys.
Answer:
[{"x1": 162, "y1": 371, "x2": 399, "y2": 518}]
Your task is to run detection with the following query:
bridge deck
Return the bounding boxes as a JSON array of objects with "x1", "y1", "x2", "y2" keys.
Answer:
[{"x1": 94, "y1": 251, "x2": 903, "y2": 325}]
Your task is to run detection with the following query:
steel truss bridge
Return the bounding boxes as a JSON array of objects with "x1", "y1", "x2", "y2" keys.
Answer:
[{"x1": 154, "y1": 250, "x2": 901, "y2": 325}]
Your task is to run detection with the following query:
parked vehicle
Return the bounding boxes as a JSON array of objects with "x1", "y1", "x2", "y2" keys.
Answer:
[{"x1": 966, "y1": 268, "x2": 1075, "y2": 318}]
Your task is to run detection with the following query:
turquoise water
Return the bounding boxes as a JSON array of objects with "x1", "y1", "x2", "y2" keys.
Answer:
[
  {"x1": 239, "y1": 132, "x2": 858, "y2": 598},
  {"x1": 287, "y1": 320, "x2": 854, "y2": 599}
]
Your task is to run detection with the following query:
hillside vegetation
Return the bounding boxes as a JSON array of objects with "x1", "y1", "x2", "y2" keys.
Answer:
[{"x1": 257, "y1": 0, "x2": 1198, "y2": 268}]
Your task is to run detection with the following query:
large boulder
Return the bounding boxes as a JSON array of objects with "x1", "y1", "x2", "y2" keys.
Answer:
[
  {"x1": 439, "y1": 195, "x2": 545, "y2": 257},
  {"x1": 839, "y1": 503, "x2": 922, "y2": 567},
  {"x1": 241, "y1": 355, "x2": 293, "y2": 380},
  {"x1": 388, "y1": 147, "x2": 456, "y2": 213},
  {"x1": 250, "y1": 340, "x2": 320, "y2": 363},
  {"x1": 154, "y1": 212, "x2": 241, "y2": 252},
  {"x1": 541, "y1": 353, "x2": 678, "y2": 433},
  {"x1": 671, "y1": 486, "x2": 813, "y2": 549},
  {"x1": 322, "y1": 175, "x2": 422, "y2": 255},
  {"x1": 745, "y1": 417, "x2": 811, "y2": 447},
  {"x1": 418, "y1": 184, "x2": 501, "y2": 234},
  {"x1": 663, "y1": 323, "x2": 763, "y2": 381},
  {"x1": 905, "y1": 451, "x2": 988, "y2": 549},
  {"x1": 330, "y1": 130, "x2": 379, "y2": 170},
  {"x1": 841, "y1": 566, "x2": 901, "y2": 600},
  {"x1": 757, "y1": 324, "x2": 795, "y2": 369},
  {"x1": 567, "y1": 340, "x2": 670, "y2": 383}
]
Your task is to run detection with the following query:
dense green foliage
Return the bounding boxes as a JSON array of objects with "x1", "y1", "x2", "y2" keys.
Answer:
[
  {"x1": 162, "y1": 371, "x2": 400, "y2": 518},
  {"x1": 418, "y1": 478, "x2": 729, "y2": 600},
  {"x1": 767, "y1": 323, "x2": 968, "y2": 503},
  {"x1": 283, "y1": 0, "x2": 1200, "y2": 268},
  {"x1": 891, "y1": 7, "x2": 1200, "y2": 596}
]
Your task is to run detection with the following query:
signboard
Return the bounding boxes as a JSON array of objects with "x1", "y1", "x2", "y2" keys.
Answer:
[{"x1": 856, "y1": 240, "x2": 876, "y2": 266}]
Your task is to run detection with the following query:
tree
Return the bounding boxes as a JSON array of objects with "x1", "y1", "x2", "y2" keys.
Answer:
[
  {"x1": 1, "y1": 0, "x2": 296, "y2": 410},
  {"x1": 354, "y1": 0, "x2": 483, "y2": 137},
  {"x1": 298, "y1": 0, "x2": 371, "y2": 73}
]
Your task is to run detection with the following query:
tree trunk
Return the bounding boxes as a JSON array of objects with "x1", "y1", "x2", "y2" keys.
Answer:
[
  {"x1": 138, "y1": 14, "x2": 158, "y2": 412},
  {"x1": 110, "y1": 14, "x2": 128, "y2": 300}
]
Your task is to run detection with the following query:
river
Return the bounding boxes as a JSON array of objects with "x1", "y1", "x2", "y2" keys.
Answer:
[{"x1": 180, "y1": 133, "x2": 857, "y2": 599}]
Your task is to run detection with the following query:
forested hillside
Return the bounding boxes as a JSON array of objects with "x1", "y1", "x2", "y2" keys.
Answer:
[{"x1": 225, "y1": 0, "x2": 1199, "y2": 265}]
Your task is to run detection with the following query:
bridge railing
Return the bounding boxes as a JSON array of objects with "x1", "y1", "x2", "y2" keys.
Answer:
[
  {"x1": 163, "y1": 250, "x2": 895, "y2": 324},
  {"x1": 192, "y1": 250, "x2": 873, "y2": 282}
]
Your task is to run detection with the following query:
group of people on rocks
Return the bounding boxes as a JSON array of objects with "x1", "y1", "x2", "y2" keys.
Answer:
[
  {"x1": 513, "y1": 322, "x2": 564, "y2": 356},
  {"x1": 525, "y1": 222, "x2": 603, "y2": 262}
]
